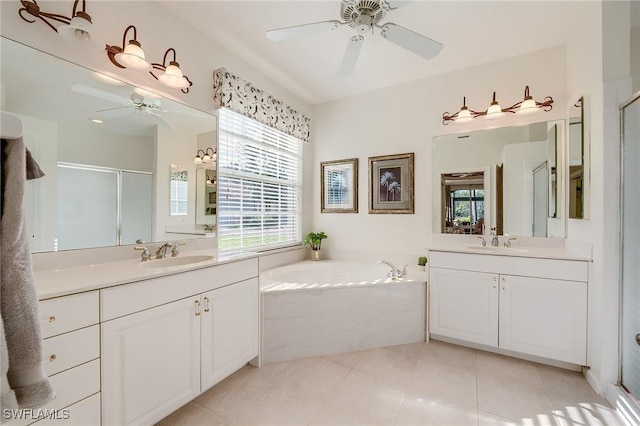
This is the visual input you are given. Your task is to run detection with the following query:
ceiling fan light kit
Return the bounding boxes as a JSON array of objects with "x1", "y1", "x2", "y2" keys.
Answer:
[
  {"x1": 442, "y1": 86, "x2": 554, "y2": 125},
  {"x1": 19, "y1": 0, "x2": 95, "y2": 41},
  {"x1": 265, "y1": 0, "x2": 443, "y2": 77}
]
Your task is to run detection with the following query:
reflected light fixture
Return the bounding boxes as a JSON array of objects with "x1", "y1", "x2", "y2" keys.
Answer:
[
  {"x1": 106, "y1": 25, "x2": 151, "y2": 71},
  {"x1": 150, "y1": 48, "x2": 193, "y2": 93},
  {"x1": 194, "y1": 147, "x2": 216, "y2": 165},
  {"x1": 442, "y1": 86, "x2": 553, "y2": 125},
  {"x1": 19, "y1": 0, "x2": 95, "y2": 41}
]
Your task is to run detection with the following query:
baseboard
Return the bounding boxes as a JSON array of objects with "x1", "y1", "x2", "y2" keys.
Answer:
[{"x1": 607, "y1": 384, "x2": 640, "y2": 426}]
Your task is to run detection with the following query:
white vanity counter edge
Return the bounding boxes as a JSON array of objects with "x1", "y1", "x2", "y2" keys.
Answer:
[
  {"x1": 34, "y1": 250, "x2": 258, "y2": 301},
  {"x1": 427, "y1": 243, "x2": 592, "y2": 261}
]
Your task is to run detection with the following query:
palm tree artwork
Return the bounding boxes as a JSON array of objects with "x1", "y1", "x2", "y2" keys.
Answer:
[{"x1": 378, "y1": 167, "x2": 402, "y2": 202}]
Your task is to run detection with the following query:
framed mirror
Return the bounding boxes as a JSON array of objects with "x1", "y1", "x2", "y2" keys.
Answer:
[
  {"x1": 568, "y1": 97, "x2": 584, "y2": 219},
  {"x1": 433, "y1": 120, "x2": 566, "y2": 237},
  {"x1": 1, "y1": 36, "x2": 217, "y2": 253}
]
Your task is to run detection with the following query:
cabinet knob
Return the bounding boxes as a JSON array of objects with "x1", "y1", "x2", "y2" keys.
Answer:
[
  {"x1": 48, "y1": 316, "x2": 56, "y2": 323},
  {"x1": 49, "y1": 354, "x2": 56, "y2": 362}
]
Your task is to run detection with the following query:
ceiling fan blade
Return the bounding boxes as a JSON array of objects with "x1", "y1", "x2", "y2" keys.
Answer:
[
  {"x1": 338, "y1": 35, "x2": 364, "y2": 77},
  {"x1": 95, "y1": 107, "x2": 134, "y2": 120},
  {"x1": 70, "y1": 83, "x2": 130, "y2": 105},
  {"x1": 149, "y1": 111, "x2": 175, "y2": 130},
  {"x1": 380, "y1": 23, "x2": 443, "y2": 60},
  {"x1": 266, "y1": 20, "x2": 342, "y2": 41}
]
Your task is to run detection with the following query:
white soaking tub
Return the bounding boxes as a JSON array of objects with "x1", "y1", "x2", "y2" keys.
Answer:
[{"x1": 260, "y1": 260, "x2": 426, "y2": 363}]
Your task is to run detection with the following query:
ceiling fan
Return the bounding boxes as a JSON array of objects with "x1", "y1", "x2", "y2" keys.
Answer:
[
  {"x1": 266, "y1": 0, "x2": 443, "y2": 76},
  {"x1": 70, "y1": 83, "x2": 175, "y2": 129}
]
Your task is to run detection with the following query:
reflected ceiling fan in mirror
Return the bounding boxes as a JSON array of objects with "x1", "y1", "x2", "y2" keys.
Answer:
[
  {"x1": 70, "y1": 83, "x2": 175, "y2": 129},
  {"x1": 266, "y1": 0, "x2": 443, "y2": 76}
]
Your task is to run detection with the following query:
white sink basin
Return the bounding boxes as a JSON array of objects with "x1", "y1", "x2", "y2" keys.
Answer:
[
  {"x1": 140, "y1": 255, "x2": 215, "y2": 268},
  {"x1": 466, "y1": 246, "x2": 528, "y2": 254}
]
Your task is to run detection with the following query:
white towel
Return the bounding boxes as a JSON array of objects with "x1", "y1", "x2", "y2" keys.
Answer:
[{"x1": 0, "y1": 138, "x2": 55, "y2": 415}]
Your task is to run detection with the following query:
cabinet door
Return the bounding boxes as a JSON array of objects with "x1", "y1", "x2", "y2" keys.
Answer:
[
  {"x1": 429, "y1": 268, "x2": 499, "y2": 346},
  {"x1": 498, "y1": 274, "x2": 587, "y2": 365},
  {"x1": 101, "y1": 297, "x2": 201, "y2": 426},
  {"x1": 201, "y1": 278, "x2": 259, "y2": 391}
]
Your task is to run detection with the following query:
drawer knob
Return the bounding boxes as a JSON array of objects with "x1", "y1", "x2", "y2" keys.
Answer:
[
  {"x1": 48, "y1": 316, "x2": 56, "y2": 323},
  {"x1": 49, "y1": 354, "x2": 56, "y2": 362}
]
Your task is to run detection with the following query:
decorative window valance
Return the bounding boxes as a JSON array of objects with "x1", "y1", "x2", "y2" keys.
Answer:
[{"x1": 213, "y1": 68, "x2": 311, "y2": 143}]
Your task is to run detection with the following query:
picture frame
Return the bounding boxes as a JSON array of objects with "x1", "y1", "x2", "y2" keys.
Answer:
[
  {"x1": 208, "y1": 192, "x2": 217, "y2": 204},
  {"x1": 369, "y1": 153, "x2": 415, "y2": 214},
  {"x1": 321, "y1": 158, "x2": 358, "y2": 213}
]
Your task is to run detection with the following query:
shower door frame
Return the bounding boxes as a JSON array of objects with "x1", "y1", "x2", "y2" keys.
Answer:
[{"x1": 618, "y1": 90, "x2": 640, "y2": 410}]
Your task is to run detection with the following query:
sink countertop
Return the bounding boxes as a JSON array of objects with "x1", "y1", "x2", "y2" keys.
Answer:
[
  {"x1": 34, "y1": 249, "x2": 258, "y2": 300},
  {"x1": 427, "y1": 243, "x2": 592, "y2": 261}
]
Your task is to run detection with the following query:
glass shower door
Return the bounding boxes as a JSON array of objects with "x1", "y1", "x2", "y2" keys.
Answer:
[{"x1": 621, "y1": 92, "x2": 640, "y2": 401}]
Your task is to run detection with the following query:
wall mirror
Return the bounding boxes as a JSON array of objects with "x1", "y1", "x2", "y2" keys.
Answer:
[
  {"x1": 432, "y1": 119, "x2": 566, "y2": 238},
  {"x1": 1, "y1": 37, "x2": 217, "y2": 253},
  {"x1": 568, "y1": 97, "x2": 584, "y2": 219}
]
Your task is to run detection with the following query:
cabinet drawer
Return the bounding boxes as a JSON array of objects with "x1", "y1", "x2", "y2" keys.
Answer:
[
  {"x1": 43, "y1": 325, "x2": 99, "y2": 376},
  {"x1": 40, "y1": 292, "x2": 99, "y2": 338},
  {"x1": 32, "y1": 393, "x2": 100, "y2": 426},
  {"x1": 7, "y1": 360, "x2": 100, "y2": 426}
]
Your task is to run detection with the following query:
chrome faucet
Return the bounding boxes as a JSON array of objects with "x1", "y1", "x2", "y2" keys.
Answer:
[
  {"x1": 203, "y1": 224, "x2": 215, "y2": 232},
  {"x1": 376, "y1": 260, "x2": 407, "y2": 279},
  {"x1": 503, "y1": 237, "x2": 517, "y2": 248},
  {"x1": 477, "y1": 236, "x2": 487, "y2": 246},
  {"x1": 134, "y1": 246, "x2": 151, "y2": 261},
  {"x1": 171, "y1": 242, "x2": 186, "y2": 257},
  {"x1": 490, "y1": 228, "x2": 499, "y2": 247},
  {"x1": 155, "y1": 242, "x2": 173, "y2": 259}
]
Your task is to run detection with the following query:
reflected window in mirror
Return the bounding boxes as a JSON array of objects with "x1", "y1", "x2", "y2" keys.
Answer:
[
  {"x1": 170, "y1": 166, "x2": 188, "y2": 216},
  {"x1": 441, "y1": 172, "x2": 485, "y2": 235},
  {"x1": 569, "y1": 97, "x2": 584, "y2": 219},
  {"x1": 196, "y1": 168, "x2": 217, "y2": 230}
]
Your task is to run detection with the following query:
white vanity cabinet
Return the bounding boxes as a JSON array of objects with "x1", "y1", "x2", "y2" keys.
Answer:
[
  {"x1": 100, "y1": 258, "x2": 259, "y2": 426},
  {"x1": 429, "y1": 251, "x2": 588, "y2": 365}
]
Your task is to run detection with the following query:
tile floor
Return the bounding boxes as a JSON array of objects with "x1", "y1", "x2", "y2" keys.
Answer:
[{"x1": 156, "y1": 341, "x2": 622, "y2": 426}]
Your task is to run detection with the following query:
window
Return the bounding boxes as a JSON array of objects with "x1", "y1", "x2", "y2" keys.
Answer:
[{"x1": 217, "y1": 108, "x2": 303, "y2": 254}]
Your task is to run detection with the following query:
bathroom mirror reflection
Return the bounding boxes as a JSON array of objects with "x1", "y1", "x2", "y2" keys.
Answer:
[
  {"x1": 569, "y1": 97, "x2": 584, "y2": 219},
  {"x1": 170, "y1": 166, "x2": 188, "y2": 216},
  {"x1": 0, "y1": 36, "x2": 217, "y2": 253},
  {"x1": 195, "y1": 168, "x2": 217, "y2": 231},
  {"x1": 432, "y1": 120, "x2": 566, "y2": 237}
]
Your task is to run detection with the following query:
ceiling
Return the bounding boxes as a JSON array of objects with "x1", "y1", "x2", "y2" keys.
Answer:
[{"x1": 158, "y1": 0, "x2": 591, "y2": 105}]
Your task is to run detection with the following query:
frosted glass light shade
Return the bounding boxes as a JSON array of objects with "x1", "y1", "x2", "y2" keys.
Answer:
[
  {"x1": 518, "y1": 98, "x2": 538, "y2": 113},
  {"x1": 194, "y1": 156, "x2": 203, "y2": 164},
  {"x1": 486, "y1": 103, "x2": 503, "y2": 119},
  {"x1": 158, "y1": 63, "x2": 189, "y2": 89},
  {"x1": 59, "y1": 15, "x2": 92, "y2": 41},
  {"x1": 116, "y1": 42, "x2": 150, "y2": 70},
  {"x1": 456, "y1": 108, "x2": 472, "y2": 122}
]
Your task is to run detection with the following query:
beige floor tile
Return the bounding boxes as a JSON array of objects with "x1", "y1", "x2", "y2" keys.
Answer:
[
  {"x1": 477, "y1": 375, "x2": 559, "y2": 424},
  {"x1": 154, "y1": 402, "x2": 229, "y2": 426},
  {"x1": 353, "y1": 342, "x2": 423, "y2": 385},
  {"x1": 552, "y1": 400, "x2": 624, "y2": 426},
  {"x1": 395, "y1": 392, "x2": 478, "y2": 426},
  {"x1": 419, "y1": 339, "x2": 477, "y2": 372},
  {"x1": 537, "y1": 364, "x2": 606, "y2": 403},
  {"x1": 319, "y1": 350, "x2": 364, "y2": 369},
  {"x1": 476, "y1": 350, "x2": 543, "y2": 388},
  {"x1": 311, "y1": 370, "x2": 407, "y2": 425},
  {"x1": 410, "y1": 359, "x2": 478, "y2": 408},
  {"x1": 477, "y1": 410, "x2": 521, "y2": 426}
]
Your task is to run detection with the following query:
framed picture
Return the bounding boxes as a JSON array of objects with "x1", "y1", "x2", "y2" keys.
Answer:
[
  {"x1": 208, "y1": 192, "x2": 217, "y2": 204},
  {"x1": 369, "y1": 153, "x2": 414, "y2": 214},
  {"x1": 321, "y1": 158, "x2": 358, "y2": 213}
]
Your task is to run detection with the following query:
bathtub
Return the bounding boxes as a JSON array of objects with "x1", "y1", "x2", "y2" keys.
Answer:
[{"x1": 260, "y1": 260, "x2": 426, "y2": 363}]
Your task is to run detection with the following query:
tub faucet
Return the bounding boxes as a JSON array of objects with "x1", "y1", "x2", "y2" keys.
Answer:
[
  {"x1": 376, "y1": 260, "x2": 407, "y2": 279},
  {"x1": 491, "y1": 228, "x2": 499, "y2": 247},
  {"x1": 155, "y1": 242, "x2": 173, "y2": 259}
]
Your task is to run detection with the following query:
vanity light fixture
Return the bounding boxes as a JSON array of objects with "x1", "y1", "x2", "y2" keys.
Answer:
[
  {"x1": 442, "y1": 86, "x2": 554, "y2": 125},
  {"x1": 194, "y1": 147, "x2": 216, "y2": 165},
  {"x1": 106, "y1": 25, "x2": 151, "y2": 71},
  {"x1": 150, "y1": 48, "x2": 193, "y2": 93},
  {"x1": 19, "y1": 0, "x2": 95, "y2": 41}
]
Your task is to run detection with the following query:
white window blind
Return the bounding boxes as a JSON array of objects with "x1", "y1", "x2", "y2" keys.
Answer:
[{"x1": 218, "y1": 108, "x2": 302, "y2": 255}]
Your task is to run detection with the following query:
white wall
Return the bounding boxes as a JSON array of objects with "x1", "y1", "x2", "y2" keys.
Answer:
[{"x1": 312, "y1": 45, "x2": 567, "y2": 267}]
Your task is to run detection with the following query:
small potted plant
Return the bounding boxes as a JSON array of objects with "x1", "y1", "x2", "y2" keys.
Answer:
[
  {"x1": 303, "y1": 232, "x2": 327, "y2": 261},
  {"x1": 418, "y1": 256, "x2": 428, "y2": 271}
]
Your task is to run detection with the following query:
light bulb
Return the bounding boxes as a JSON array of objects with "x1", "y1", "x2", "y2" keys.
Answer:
[
  {"x1": 158, "y1": 62, "x2": 189, "y2": 89},
  {"x1": 115, "y1": 41, "x2": 150, "y2": 70}
]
